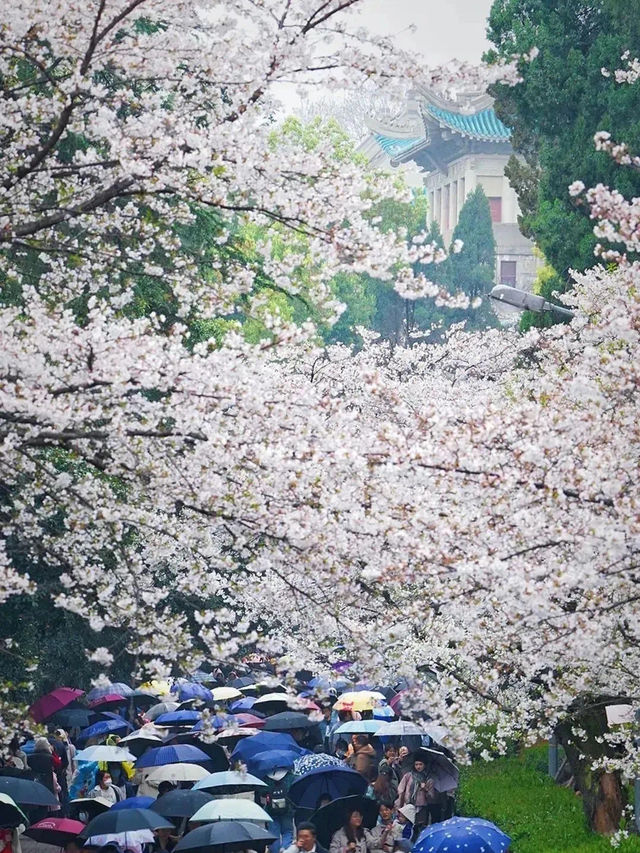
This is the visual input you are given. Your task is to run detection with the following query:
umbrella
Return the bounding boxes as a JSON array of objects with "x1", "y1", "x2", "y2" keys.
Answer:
[
  {"x1": 155, "y1": 710, "x2": 202, "y2": 726},
  {"x1": 235, "y1": 714, "x2": 265, "y2": 729},
  {"x1": 49, "y1": 708, "x2": 92, "y2": 728},
  {"x1": 171, "y1": 682, "x2": 213, "y2": 704},
  {"x1": 289, "y1": 766, "x2": 367, "y2": 809},
  {"x1": 25, "y1": 818, "x2": 86, "y2": 846},
  {"x1": 229, "y1": 697, "x2": 257, "y2": 713},
  {"x1": 333, "y1": 692, "x2": 385, "y2": 712},
  {"x1": 252, "y1": 693, "x2": 292, "y2": 715},
  {"x1": 212, "y1": 729, "x2": 261, "y2": 747},
  {"x1": 292, "y1": 754, "x2": 343, "y2": 776},
  {"x1": 150, "y1": 789, "x2": 214, "y2": 819},
  {"x1": 311, "y1": 795, "x2": 378, "y2": 848},
  {"x1": 117, "y1": 731, "x2": 165, "y2": 757},
  {"x1": 136, "y1": 744, "x2": 211, "y2": 770},
  {"x1": 78, "y1": 719, "x2": 133, "y2": 741},
  {"x1": 190, "y1": 799, "x2": 271, "y2": 824},
  {"x1": 263, "y1": 712, "x2": 317, "y2": 732},
  {"x1": 231, "y1": 731, "x2": 304, "y2": 764},
  {"x1": 0, "y1": 777, "x2": 59, "y2": 808},
  {"x1": 86, "y1": 683, "x2": 134, "y2": 702},
  {"x1": 81, "y1": 808, "x2": 174, "y2": 837},
  {"x1": 88, "y1": 694, "x2": 127, "y2": 711},
  {"x1": 175, "y1": 820, "x2": 275, "y2": 853},
  {"x1": 76, "y1": 745, "x2": 137, "y2": 763},
  {"x1": 373, "y1": 705, "x2": 395, "y2": 720},
  {"x1": 335, "y1": 720, "x2": 387, "y2": 735},
  {"x1": 229, "y1": 677, "x2": 255, "y2": 689},
  {"x1": 373, "y1": 721, "x2": 424, "y2": 737},
  {"x1": 210, "y1": 687, "x2": 243, "y2": 702},
  {"x1": 389, "y1": 692, "x2": 406, "y2": 714},
  {"x1": 193, "y1": 770, "x2": 267, "y2": 795},
  {"x1": 146, "y1": 702, "x2": 180, "y2": 721},
  {"x1": 142, "y1": 764, "x2": 210, "y2": 785},
  {"x1": 68, "y1": 798, "x2": 112, "y2": 822},
  {"x1": 130, "y1": 690, "x2": 161, "y2": 709},
  {"x1": 0, "y1": 794, "x2": 28, "y2": 828},
  {"x1": 111, "y1": 797, "x2": 156, "y2": 811},
  {"x1": 29, "y1": 687, "x2": 84, "y2": 723},
  {"x1": 246, "y1": 749, "x2": 297, "y2": 778},
  {"x1": 193, "y1": 671, "x2": 218, "y2": 685},
  {"x1": 413, "y1": 817, "x2": 511, "y2": 853},
  {"x1": 414, "y1": 747, "x2": 459, "y2": 792},
  {"x1": 192, "y1": 714, "x2": 235, "y2": 732}
]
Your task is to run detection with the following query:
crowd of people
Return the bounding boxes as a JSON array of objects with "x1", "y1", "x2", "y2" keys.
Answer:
[{"x1": 0, "y1": 672, "x2": 467, "y2": 853}]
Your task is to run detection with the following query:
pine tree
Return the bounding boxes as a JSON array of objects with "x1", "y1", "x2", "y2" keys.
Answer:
[{"x1": 449, "y1": 187, "x2": 496, "y2": 300}]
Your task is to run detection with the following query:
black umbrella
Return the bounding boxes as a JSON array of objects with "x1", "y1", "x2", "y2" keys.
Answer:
[
  {"x1": 49, "y1": 708, "x2": 92, "y2": 728},
  {"x1": 0, "y1": 795, "x2": 27, "y2": 828},
  {"x1": 175, "y1": 820, "x2": 276, "y2": 853},
  {"x1": 0, "y1": 776, "x2": 59, "y2": 807},
  {"x1": 81, "y1": 808, "x2": 174, "y2": 837},
  {"x1": 68, "y1": 798, "x2": 113, "y2": 822},
  {"x1": 130, "y1": 690, "x2": 160, "y2": 709},
  {"x1": 310, "y1": 795, "x2": 379, "y2": 848},
  {"x1": 150, "y1": 789, "x2": 215, "y2": 819},
  {"x1": 229, "y1": 677, "x2": 254, "y2": 689},
  {"x1": 263, "y1": 712, "x2": 317, "y2": 732}
]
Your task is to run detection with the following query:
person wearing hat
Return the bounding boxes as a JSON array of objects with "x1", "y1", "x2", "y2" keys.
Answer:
[
  {"x1": 258, "y1": 766, "x2": 294, "y2": 853},
  {"x1": 394, "y1": 805, "x2": 415, "y2": 842}
]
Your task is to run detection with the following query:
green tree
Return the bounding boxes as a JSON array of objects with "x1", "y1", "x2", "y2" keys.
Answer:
[
  {"x1": 449, "y1": 187, "x2": 496, "y2": 300},
  {"x1": 486, "y1": 0, "x2": 640, "y2": 294}
]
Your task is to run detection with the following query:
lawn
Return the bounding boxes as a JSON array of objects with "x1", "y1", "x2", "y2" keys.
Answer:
[{"x1": 457, "y1": 746, "x2": 640, "y2": 852}]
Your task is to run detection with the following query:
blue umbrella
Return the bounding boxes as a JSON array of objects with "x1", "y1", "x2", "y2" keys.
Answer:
[
  {"x1": 86, "y1": 683, "x2": 133, "y2": 702},
  {"x1": 229, "y1": 697, "x2": 257, "y2": 712},
  {"x1": 136, "y1": 744, "x2": 211, "y2": 769},
  {"x1": 288, "y1": 766, "x2": 366, "y2": 809},
  {"x1": 111, "y1": 796, "x2": 156, "y2": 811},
  {"x1": 335, "y1": 720, "x2": 386, "y2": 735},
  {"x1": 78, "y1": 718, "x2": 132, "y2": 741},
  {"x1": 192, "y1": 714, "x2": 237, "y2": 732},
  {"x1": 231, "y1": 731, "x2": 305, "y2": 764},
  {"x1": 413, "y1": 817, "x2": 511, "y2": 853},
  {"x1": 247, "y1": 749, "x2": 297, "y2": 778},
  {"x1": 49, "y1": 708, "x2": 92, "y2": 728},
  {"x1": 373, "y1": 705, "x2": 395, "y2": 720},
  {"x1": 155, "y1": 710, "x2": 202, "y2": 726},
  {"x1": 292, "y1": 753, "x2": 343, "y2": 776},
  {"x1": 171, "y1": 682, "x2": 213, "y2": 703}
]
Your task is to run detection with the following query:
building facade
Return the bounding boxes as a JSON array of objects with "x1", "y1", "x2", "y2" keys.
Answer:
[{"x1": 360, "y1": 88, "x2": 541, "y2": 293}]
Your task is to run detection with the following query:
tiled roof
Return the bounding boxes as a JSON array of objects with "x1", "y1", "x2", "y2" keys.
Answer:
[
  {"x1": 373, "y1": 134, "x2": 425, "y2": 158},
  {"x1": 424, "y1": 105, "x2": 511, "y2": 142}
]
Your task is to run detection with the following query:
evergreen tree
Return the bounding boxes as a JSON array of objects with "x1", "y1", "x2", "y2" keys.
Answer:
[{"x1": 448, "y1": 188, "x2": 496, "y2": 300}]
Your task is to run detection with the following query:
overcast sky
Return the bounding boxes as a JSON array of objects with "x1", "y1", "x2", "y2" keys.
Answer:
[{"x1": 357, "y1": 0, "x2": 493, "y2": 65}]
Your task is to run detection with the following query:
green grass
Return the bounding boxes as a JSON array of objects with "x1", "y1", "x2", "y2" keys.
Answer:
[{"x1": 457, "y1": 746, "x2": 640, "y2": 852}]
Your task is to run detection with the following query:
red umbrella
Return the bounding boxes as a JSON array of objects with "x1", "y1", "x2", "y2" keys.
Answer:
[
  {"x1": 88, "y1": 693, "x2": 127, "y2": 710},
  {"x1": 25, "y1": 818, "x2": 86, "y2": 846},
  {"x1": 235, "y1": 714, "x2": 265, "y2": 729},
  {"x1": 29, "y1": 687, "x2": 84, "y2": 723},
  {"x1": 389, "y1": 691, "x2": 407, "y2": 713}
]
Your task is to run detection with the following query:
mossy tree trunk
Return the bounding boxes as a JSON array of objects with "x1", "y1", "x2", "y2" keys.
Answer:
[{"x1": 555, "y1": 696, "x2": 627, "y2": 835}]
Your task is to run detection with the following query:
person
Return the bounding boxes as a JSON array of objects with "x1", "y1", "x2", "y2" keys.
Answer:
[
  {"x1": 88, "y1": 770, "x2": 123, "y2": 804},
  {"x1": 368, "y1": 803, "x2": 401, "y2": 853},
  {"x1": 394, "y1": 806, "x2": 415, "y2": 842},
  {"x1": 28, "y1": 737, "x2": 60, "y2": 804},
  {"x1": 55, "y1": 729, "x2": 77, "y2": 790},
  {"x1": 64, "y1": 839, "x2": 84, "y2": 853},
  {"x1": 150, "y1": 827, "x2": 178, "y2": 853},
  {"x1": 157, "y1": 781, "x2": 175, "y2": 797},
  {"x1": 6, "y1": 738, "x2": 27, "y2": 771},
  {"x1": 329, "y1": 808, "x2": 372, "y2": 853},
  {"x1": 396, "y1": 748, "x2": 410, "y2": 777},
  {"x1": 258, "y1": 767, "x2": 294, "y2": 853},
  {"x1": 346, "y1": 736, "x2": 376, "y2": 782},
  {"x1": 370, "y1": 766, "x2": 397, "y2": 806},
  {"x1": 378, "y1": 746, "x2": 400, "y2": 784},
  {"x1": 317, "y1": 706, "x2": 333, "y2": 752},
  {"x1": 334, "y1": 739, "x2": 349, "y2": 761},
  {"x1": 394, "y1": 758, "x2": 434, "y2": 832},
  {"x1": 282, "y1": 823, "x2": 328, "y2": 853}
]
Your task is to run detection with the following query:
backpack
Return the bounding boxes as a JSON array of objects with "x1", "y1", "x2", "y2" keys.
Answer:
[{"x1": 261, "y1": 782, "x2": 289, "y2": 815}]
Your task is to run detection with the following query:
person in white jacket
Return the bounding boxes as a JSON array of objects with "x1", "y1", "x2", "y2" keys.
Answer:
[{"x1": 329, "y1": 808, "x2": 373, "y2": 853}]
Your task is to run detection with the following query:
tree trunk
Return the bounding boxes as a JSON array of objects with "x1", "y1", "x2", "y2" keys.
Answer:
[{"x1": 555, "y1": 696, "x2": 627, "y2": 835}]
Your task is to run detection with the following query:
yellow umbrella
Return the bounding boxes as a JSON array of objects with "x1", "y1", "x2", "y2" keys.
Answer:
[
  {"x1": 140, "y1": 679, "x2": 171, "y2": 697},
  {"x1": 333, "y1": 691, "x2": 386, "y2": 712}
]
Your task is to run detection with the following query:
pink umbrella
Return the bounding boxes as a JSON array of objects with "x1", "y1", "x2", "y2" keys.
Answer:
[
  {"x1": 235, "y1": 714, "x2": 265, "y2": 729},
  {"x1": 88, "y1": 694, "x2": 127, "y2": 710},
  {"x1": 389, "y1": 691, "x2": 406, "y2": 714},
  {"x1": 25, "y1": 817, "x2": 86, "y2": 846},
  {"x1": 29, "y1": 687, "x2": 84, "y2": 723}
]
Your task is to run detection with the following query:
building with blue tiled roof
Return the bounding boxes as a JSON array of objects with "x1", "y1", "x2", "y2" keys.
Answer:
[{"x1": 360, "y1": 89, "x2": 541, "y2": 294}]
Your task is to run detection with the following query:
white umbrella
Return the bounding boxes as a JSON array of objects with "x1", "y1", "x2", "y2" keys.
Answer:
[
  {"x1": 372, "y1": 721, "x2": 425, "y2": 737},
  {"x1": 193, "y1": 771, "x2": 268, "y2": 793},
  {"x1": 76, "y1": 745, "x2": 137, "y2": 763},
  {"x1": 210, "y1": 687, "x2": 243, "y2": 701},
  {"x1": 252, "y1": 692, "x2": 293, "y2": 710},
  {"x1": 190, "y1": 799, "x2": 271, "y2": 824},
  {"x1": 137, "y1": 763, "x2": 210, "y2": 796}
]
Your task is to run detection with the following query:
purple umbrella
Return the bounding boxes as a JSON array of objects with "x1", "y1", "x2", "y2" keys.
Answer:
[{"x1": 29, "y1": 688, "x2": 84, "y2": 723}]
